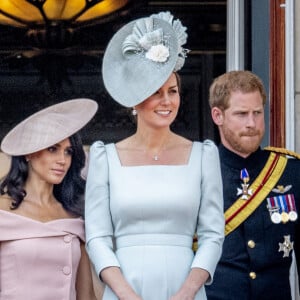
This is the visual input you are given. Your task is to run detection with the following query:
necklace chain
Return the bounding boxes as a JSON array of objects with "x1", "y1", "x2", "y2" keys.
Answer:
[
  {"x1": 134, "y1": 134, "x2": 171, "y2": 161},
  {"x1": 143, "y1": 148, "x2": 164, "y2": 161},
  {"x1": 142, "y1": 142, "x2": 168, "y2": 161},
  {"x1": 150, "y1": 143, "x2": 167, "y2": 161}
]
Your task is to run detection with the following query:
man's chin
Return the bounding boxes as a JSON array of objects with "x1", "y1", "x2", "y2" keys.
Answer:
[{"x1": 239, "y1": 142, "x2": 260, "y2": 155}]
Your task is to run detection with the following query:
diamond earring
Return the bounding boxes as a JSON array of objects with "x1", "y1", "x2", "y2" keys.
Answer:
[{"x1": 132, "y1": 108, "x2": 137, "y2": 116}]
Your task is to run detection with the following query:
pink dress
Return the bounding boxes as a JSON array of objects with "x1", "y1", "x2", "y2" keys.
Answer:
[{"x1": 0, "y1": 210, "x2": 85, "y2": 300}]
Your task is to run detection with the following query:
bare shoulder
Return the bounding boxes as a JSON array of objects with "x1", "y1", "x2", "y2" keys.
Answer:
[
  {"x1": 166, "y1": 134, "x2": 193, "y2": 164},
  {"x1": 0, "y1": 195, "x2": 13, "y2": 211},
  {"x1": 171, "y1": 134, "x2": 193, "y2": 148},
  {"x1": 115, "y1": 136, "x2": 134, "y2": 150},
  {"x1": 172, "y1": 135, "x2": 193, "y2": 153}
]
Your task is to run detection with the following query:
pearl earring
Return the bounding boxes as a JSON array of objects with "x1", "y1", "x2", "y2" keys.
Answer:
[{"x1": 132, "y1": 108, "x2": 137, "y2": 116}]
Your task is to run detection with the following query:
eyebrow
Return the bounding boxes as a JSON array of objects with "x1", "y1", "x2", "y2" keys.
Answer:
[
  {"x1": 52, "y1": 143, "x2": 61, "y2": 148},
  {"x1": 52, "y1": 143, "x2": 72, "y2": 148}
]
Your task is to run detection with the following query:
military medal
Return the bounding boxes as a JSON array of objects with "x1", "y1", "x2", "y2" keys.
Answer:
[
  {"x1": 289, "y1": 211, "x2": 298, "y2": 222},
  {"x1": 278, "y1": 195, "x2": 289, "y2": 223},
  {"x1": 281, "y1": 212, "x2": 289, "y2": 223},
  {"x1": 267, "y1": 197, "x2": 281, "y2": 224},
  {"x1": 271, "y1": 212, "x2": 282, "y2": 224},
  {"x1": 267, "y1": 193, "x2": 298, "y2": 224},
  {"x1": 278, "y1": 235, "x2": 294, "y2": 257},
  {"x1": 237, "y1": 168, "x2": 253, "y2": 200},
  {"x1": 287, "y1": 194, "x2": 298, "y2": 222}
]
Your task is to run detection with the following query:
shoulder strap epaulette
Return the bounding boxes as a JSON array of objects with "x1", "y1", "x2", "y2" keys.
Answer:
[{"x1": 264, "y1": 146, "x2": 300, "y2": 160}]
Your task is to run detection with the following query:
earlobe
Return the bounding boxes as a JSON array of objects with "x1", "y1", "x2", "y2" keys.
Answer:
[{"x1": 211, "y1": 107, "x2": 223, "y2": 125}]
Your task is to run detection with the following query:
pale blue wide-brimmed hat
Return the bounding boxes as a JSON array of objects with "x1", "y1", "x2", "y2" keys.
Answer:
[
  {"x1": 102, "y1": 11, "x2": 188, "y2": 108},
  {"x1": 1, "y1": 99, "x2": 98, "y2": 156}
]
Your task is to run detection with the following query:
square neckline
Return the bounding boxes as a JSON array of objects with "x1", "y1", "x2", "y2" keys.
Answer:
[{"x1": 111, "y1": 141, "x2": 197, "y2": 167}]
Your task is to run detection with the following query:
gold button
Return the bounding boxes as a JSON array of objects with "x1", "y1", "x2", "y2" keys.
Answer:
[
  {"x1": 249, "y1": 272, "x2": 256, "y2": 279},
  {"x1": 247, "y1": 240, "x2": 256, "y2": 248}
]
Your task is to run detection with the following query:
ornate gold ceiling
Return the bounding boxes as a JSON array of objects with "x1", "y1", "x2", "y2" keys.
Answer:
[{"x1": 0, "y1": 0, "x2": 131, "y2": 27}]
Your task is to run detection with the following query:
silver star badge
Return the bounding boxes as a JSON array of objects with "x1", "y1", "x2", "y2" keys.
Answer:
[
  {"x1": 237, "y1": 183, "x2": 253, "y2": 200},
  {"x1": 278, "y1": 235, "x2": 294, "y2": 257}
]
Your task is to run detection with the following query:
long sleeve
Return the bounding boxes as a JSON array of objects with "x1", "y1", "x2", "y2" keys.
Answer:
[
  {"x1": 191, "y1": 140, "x2": 225, "y2": 284},
  {"x1": 85, "y1": 141, "x2": 120, "y2": 277}
]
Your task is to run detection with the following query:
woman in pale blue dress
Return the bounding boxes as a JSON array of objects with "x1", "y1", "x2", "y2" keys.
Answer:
[{"x1": 85, "y1": 11, "x2": 224, "y2": 300}]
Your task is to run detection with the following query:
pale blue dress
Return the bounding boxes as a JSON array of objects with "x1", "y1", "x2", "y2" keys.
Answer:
[{"x1": 85, "y1": 140, "x2": 224, "y2": 300}]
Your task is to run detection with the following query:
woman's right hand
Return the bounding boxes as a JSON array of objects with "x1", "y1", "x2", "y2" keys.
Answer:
[
  {"x1": 101, "y1": 267, "x2": 142, "y2": 300},
  {"x1": 118, "y1": 292, "x2": 142, "y2": 300}
]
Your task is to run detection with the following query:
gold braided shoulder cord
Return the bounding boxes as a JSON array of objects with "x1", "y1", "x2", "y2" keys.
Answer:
[{"x1": 264, "y1": 146, "x2": 300, "y2": 160}]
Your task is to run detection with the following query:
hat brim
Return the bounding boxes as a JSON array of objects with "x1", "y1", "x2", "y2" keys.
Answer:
[
  {"x1": 1, "y1": 98, "x2": 98, "y2": 156},
  {"x1": 102, "y1": 17, "x2": 179, "y2": 107}
]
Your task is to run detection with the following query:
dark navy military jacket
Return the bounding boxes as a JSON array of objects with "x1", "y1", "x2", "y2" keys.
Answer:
[{"x1": 206, "y1": 145, "x2": 300, "y2": 300}]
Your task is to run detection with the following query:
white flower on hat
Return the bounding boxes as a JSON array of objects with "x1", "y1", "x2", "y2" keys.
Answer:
[
  {"x1": 145, "y1": 44, "x2": 169, "y2": 62},
  {"x1": 122, "y1": 11, "x2": 188, "y2": 69},
  {"x1": 151, "y1": 11, "x2": 189, "y2": 71}
]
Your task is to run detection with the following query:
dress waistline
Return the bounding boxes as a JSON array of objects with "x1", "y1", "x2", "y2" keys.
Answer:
[{"x1": 116, "y1": 234, "x2": 193, "y2": 249}]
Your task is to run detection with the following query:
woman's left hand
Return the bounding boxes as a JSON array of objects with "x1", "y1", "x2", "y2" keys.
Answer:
[
  {"x1": 169, "y1": 288, "x2": 196, "y2": 300},
  {"x1": 169, "y1": 267, "x2": 209, "y2": 300}
]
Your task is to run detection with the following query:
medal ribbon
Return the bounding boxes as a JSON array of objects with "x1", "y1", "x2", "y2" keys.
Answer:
[
  {"x1": 279, "y1": 195, "x2": 288, "y2": 213},
  {"x1": 273, "y1": 197, "x2": 279, "y2": 211},
  {"x1": 225, "y1": 153, "x2": 287, "y2": 236},
  {"x1": 267, "y1": 197, "x2": 279, "y2": 212},
  {"x1": 240, "y1": 168, "x2": 249, "y2": 183},
  {"x1": 287, "y1": 194, "x2": 297, "y2": 211}
]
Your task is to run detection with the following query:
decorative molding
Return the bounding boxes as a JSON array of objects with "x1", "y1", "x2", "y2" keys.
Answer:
[
  {"x1": 270, "y1": 0, "x2": 286, "y2": 147},
  {"x1": 285, "y1": 0, "x2": 295, "y2": 150},
  {"x1": 226, "y1": 0, "x2": 245, "y2": 71}
]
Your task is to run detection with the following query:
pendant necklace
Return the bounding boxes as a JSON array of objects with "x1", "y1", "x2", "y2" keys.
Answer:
[
  {"x1": 136, "y1": 133, "x2": 171, "y2": 162},
  {"x1": 153, "y1": 154, "x2": 159, "y2": 161},
  {"x1": 144, "y1": 139, "x2": 169, "y2": 161},
  {"x1": 148, "y1": 147, "x2": 165, "y2": 161}
]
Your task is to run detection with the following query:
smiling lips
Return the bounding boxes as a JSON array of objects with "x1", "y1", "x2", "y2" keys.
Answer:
[{"x1": 155, "y1": 110, "x2": 171, "y2": 116}]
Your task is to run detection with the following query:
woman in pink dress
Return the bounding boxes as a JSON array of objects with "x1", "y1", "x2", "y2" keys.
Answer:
[{"x1": 0, "y1": 99, "x2": 98, "y2": 300}]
